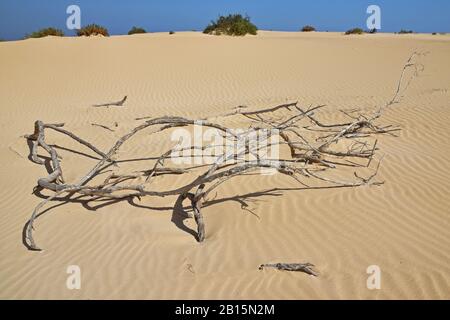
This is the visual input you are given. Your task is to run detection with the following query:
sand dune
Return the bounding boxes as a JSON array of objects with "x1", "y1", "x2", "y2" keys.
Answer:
[{"x1": 0, "y1": 31, "x2": 449, "y2": 299}]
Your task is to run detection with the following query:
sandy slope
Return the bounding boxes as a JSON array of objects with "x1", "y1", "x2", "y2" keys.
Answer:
[{"x1": 0, "y1": 31, "x2": 449, "y2": 299}]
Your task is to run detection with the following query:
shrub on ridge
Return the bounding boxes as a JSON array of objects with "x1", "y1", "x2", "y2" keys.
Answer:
[
  {"x1": 128, "y1": 26, "x2": 147, "y2": 35},
  {"x1": 77, "y1": 24, "x2": 109, "y2": 37},
  {"x1": 345, "y1": 28, "x2": 364, "y2": 35},
  {"x1": 203, "y1": 14, "x2": 257, "y2": 36},
  {"x1": 301, "y1": 25, "x2": 316, "y2": 32},
  {"x1": 398, "y1": 29, "x2": 414, "y2": 34},
  {"x1": 25, "y1": 27, "x2": 64, "y2": 39}
]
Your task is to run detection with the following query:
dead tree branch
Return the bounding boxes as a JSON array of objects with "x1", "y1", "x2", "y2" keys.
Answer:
[
  {"x1": 92, "y1": 95, "x2": 127, "y2": 107},
  {"x1": 23, "y1": 52, "x2": 423, "y2": 251},
  {"x1": 91, "y1": 123, "x2": 115, "y2": 132},
  {"x1": 259, "y1": 263, "x2": 319, "y2": 276},
  {"x1": 22, "y1": 107, "x2": 387, "y2": 250}
]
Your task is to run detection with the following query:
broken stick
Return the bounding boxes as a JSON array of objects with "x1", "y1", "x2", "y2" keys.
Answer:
[
  {"x1": 259, "y1": 263, "x2": 319, "y2": 276},
  {"x1": 92, "y1": 95, "x2": 127, "y2": 107}
]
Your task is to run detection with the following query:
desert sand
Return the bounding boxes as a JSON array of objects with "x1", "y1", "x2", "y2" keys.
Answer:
[{"x1": 0, "y1": 31, "x2": 449, "y2": 299}]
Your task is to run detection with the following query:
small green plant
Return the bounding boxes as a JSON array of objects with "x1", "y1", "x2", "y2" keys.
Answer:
[
  {"x1": 345, "y1": 28, "x2": 364, "y2": 35},
  {"x1": 203, "y1": 14, "x2": 257, "y2": 36},
  {"x1": 169, "y1": 31, "x2": 175, "y2": 35},
  {"x1": 432, "y1": 32, "x2": 437, "y2": 35},
  {"x1": 301, "y1": 25, "x2": 316, "y2": 32},
  {"x1": 398, "y1": 29, "x2": 413, "y2": 34},
  {"x1": 128, "y1": 26, "x2": 147, "y2": 35},
  {"x1": 77, "y1": 24, "x2": 109, "y2": 37},
  {"x1": 25, "y1": 27, "x2": 64, "y2": 39}
]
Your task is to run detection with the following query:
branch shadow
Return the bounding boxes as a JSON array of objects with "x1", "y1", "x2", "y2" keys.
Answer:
[
  {"x1": 24, "y1": 181, "x2": 366, "y2": 250},
  {"x1": 50, "y1": 144, "x2": 102, "y2": 161},
  {"x1": 26, "y1": 138, "x2": 103, "y2": 163},
  {"x1": 170, "y1": 195, "x2": 198, "y2": 239}
]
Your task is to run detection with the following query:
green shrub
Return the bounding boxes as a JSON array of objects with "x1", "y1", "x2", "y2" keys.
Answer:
[
  {"x1": 25, "y1": 27, "x2": 64, "y2": 39},
  {"x1": 203, "y1": 14, "x2": 257, "y2": 36},
  {"x1": 398, "y1": 29, "x2": 413, "y2": 34},
  {"x1": 77, "y1": 24, "x2": 109, "y2": 37},
  {"x1": 432, "y1": 32, "x2": 437, "y2": 35},
  {"x1": 345, "y1": 28, "x2": 364, "y2": 35},
  {"x1": 301, "y1": 25, "x2": 316, "y2": 32},
  {"x1": 128, "y1": 26, "x2": 147, "y2": 35}
]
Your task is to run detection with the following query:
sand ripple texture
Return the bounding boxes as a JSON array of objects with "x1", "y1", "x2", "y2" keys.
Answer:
[{"x1": 0, "y1": 32, "x2": 449, "y2": 299}]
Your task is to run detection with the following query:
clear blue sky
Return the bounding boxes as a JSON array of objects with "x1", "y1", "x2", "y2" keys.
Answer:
[{"x1": 1, "y1": 0, "x2": 449, "y2": 40}]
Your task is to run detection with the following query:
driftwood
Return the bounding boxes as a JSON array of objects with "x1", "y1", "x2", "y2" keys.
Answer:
[
  {"x1": 23, "y1": 52, "x2": 423, "y2": 251},
  {"x1": 22, "y1": 106, "x2": 390, "y2": 251},
  {"x1": 259, "y1": 263, "x2": 319, "y2": 276},
  {"x1": 92, "y1": 95, "x2": 127, "y2": 107}
]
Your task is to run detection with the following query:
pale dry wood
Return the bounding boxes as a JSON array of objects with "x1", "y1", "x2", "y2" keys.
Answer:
[
  {"x1": 23, "y1": 112, "x2": 385, "y2": 250},
  {"x1": 91, "y1": 123, "x2": 115, "y2": 132},
  {"x1": 92, "y1": 95, "x2": 127, "y2": 107},
  {"x1": 259, "y1": 263, "x2": 319, "y2": 276},
  {"x1": 23, "y1": 52, "x2": 423, "y2": 251}
]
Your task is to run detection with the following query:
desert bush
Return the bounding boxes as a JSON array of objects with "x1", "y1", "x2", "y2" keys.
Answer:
[
  {"x1": 398, "y1": 29, "x2": 413, "y2": 34},
  {"x1": 25, "y1": 27, "x2": 64, "y2": 39},
  {"x1": 169, "y1": 31, "x2": 175, "y2": 35},
  {"x1": 301, "y1": 25, "x2": 316, "y2": 32},
  {"x1": 345, "y1": 28, "x2": 364, "y2": 35},
  {"x1": 77, "y1": 24, "x2": 109, "y2": 37},
  {"x1": 203, "y1": 14, "x2": 257, "y2": 36},
  {"x1": 128, "y1": 26, "x2": 146, "y2": 35}
]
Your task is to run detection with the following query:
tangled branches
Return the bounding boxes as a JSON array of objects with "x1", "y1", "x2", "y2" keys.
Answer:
[
  {"x1": 23, "y1": 52, "x2": 423, "y2": 251},
  {"x1": 23, "y1": 104, "x2": 395, "y2": 250}
]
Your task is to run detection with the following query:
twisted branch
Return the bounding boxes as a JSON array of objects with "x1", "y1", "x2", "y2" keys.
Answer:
[{"x1": 23, "y1": 52, "x2": 423, "y2": 251}]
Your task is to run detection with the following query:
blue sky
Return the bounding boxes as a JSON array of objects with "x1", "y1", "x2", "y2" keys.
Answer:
[{"x1": 1, "y1": 0, "x2": 449, "y2": 40}]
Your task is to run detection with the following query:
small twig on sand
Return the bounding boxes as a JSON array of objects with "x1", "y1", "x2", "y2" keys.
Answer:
[
  {"x1": 259, "y1": 263, "x2": 319, "y2": 276},
  {"x1": 92, "y1": 95, "x2": 127, "y2": 108},
  {"x1": 91, "y1": 123, "x2": 115, "y2": 132}
]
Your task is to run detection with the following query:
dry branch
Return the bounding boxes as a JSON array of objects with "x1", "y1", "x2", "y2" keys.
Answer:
[
  {"x1": 383, "y1": 51, "x2": 427, "y2": 110},
  {"x1": 259, "y1": 263, "x2": 319, "y2": 276},
  {"x1": 91, "y1": 123, "x2": 115, "y2": 132},
  {"x1": 92, "y1": 95, "x2": 127, "y2": 107},
  {"x1": 23, "y1": 52, "x2": 424, "y2": 251},
  {"x1": 22, "y1": 108, "x2": 386, "y2": 250}
]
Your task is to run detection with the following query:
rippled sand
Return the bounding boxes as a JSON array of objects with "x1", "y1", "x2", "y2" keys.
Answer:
[{"x1": 1, "y1": 31, "x2": 449, "y2": 299}]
